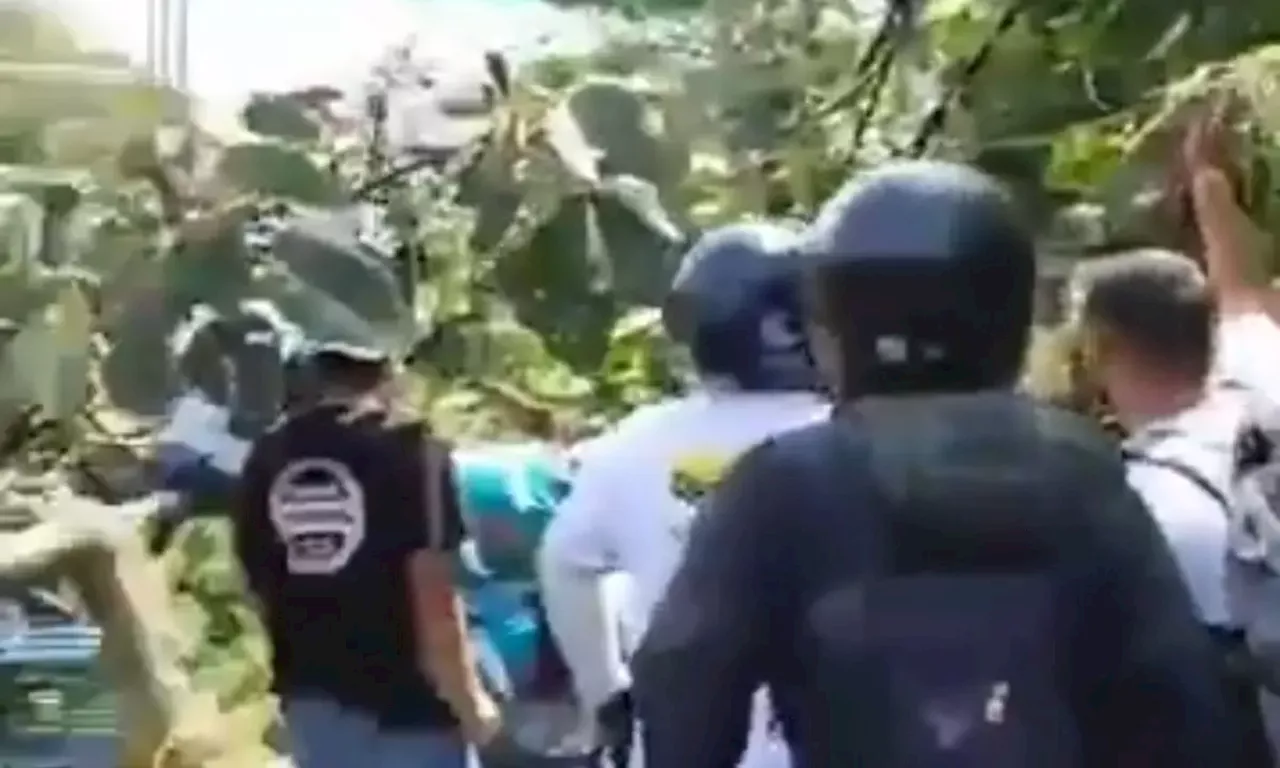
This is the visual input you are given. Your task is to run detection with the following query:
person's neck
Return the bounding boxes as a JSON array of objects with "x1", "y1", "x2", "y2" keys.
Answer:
[{"x1": 1117, "y1": 380, "x2": 1206, "y2": 432}]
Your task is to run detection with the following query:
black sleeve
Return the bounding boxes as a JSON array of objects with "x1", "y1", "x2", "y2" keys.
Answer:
[
  {"x1": 631, "y1": 441, "x2": 791, "y2": 768},
  {"x1": 384, "y1": 438, "x2": 466, "y2": 555},
  {"x1": 1088, "y1": 481, "x2": 1233, "y2": 765},
  {"x1": 428, "y1": 450, "x2": 466, "y2": 551}
]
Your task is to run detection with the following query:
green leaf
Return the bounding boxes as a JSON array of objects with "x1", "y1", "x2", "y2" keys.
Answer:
[
  {"x1": 610, "y1": 307, "x2": 662, "y2": 341},
  {"x1": 495, "y1": 196, "x2": 616, "y2": 371},
  {"x1": 258, "y1": 265, "x2": 400, "y2": 357},
  {"x1": 0, "y1": 192, "x2": 41, "y2": 267},
  {"x1": 599, "y1": 174, "x2": 684, "y2": 243},
  {"x1": 543, "y1": 99, "x2": 604, "y2": 188},
  {"x1": 457, "y1": 135, "x2": 523, "y2": 252},
  {"x1": 174, "y1": 519, "x2": 222, "y2": 574},
  {"x1": 217, "y1": 141, "x2": 345, "y2": 206},
  {"x1": 241, "y1": 95, "x2": 323, "y2": 142},
  {"x1": 565, "y1": 80, "x2": 669, "y2": 186},
  {"x1": 163, "y1": 217, "x2": 255, "y2": 310},
  {"x1": 265, "y1": 212, "x2": 417, "y2": 355},
  {"x1": 3, "y1": 281, "x2": 91, "y2": 419},
  {"x1": 1046, "y1": 125, "x2": 1125, "y2": 192},
  {"x1": 0, "y1": 165, "x2": 90, "y2": 208},
  {"x1": 100, "y1": 292, "x2": 179, "y2": 417},
  {"x1": 594, "y1": 191, "x2": 682, "y2": 306}
]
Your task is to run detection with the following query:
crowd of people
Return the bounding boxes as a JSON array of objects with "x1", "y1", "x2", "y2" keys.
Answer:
[{"x1": 218, "y1": 109, "x2": 1280, "y2": 768}]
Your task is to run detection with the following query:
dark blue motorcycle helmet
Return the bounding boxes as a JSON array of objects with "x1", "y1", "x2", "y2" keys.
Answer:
[
  {"x1": 799, "y1": 160, "x2": 1035, "y2": 397},
  {"x1": 662, "y1": 220, "x2": 818, "y2": 392}
]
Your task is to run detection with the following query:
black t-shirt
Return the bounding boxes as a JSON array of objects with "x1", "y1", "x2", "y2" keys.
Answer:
[{"x1": 233, "y1": 402, "x2": 465, "y2": 729}]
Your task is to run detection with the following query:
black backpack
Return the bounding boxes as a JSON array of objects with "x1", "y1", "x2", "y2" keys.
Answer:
[{"x1": 802, "y1": 398, "x2": 1086, "y2": 767}]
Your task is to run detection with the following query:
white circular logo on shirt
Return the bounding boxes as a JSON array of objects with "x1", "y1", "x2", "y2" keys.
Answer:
[{"x1": 269, "y1": 458, "x2": 366, "y2": 575}]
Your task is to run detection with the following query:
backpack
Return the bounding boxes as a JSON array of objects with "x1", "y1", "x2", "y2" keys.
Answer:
[{"x1": 808, "y1": 397, "x2": 1086, "y2": 767}]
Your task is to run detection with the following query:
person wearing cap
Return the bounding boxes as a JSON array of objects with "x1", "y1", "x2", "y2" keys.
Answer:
[{"x1": 233, "y1": 341, "x2": 497, "y2": 768}]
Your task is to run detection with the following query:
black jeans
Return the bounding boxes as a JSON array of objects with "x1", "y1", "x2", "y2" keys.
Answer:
[{"x1": 1208, "y1": 625, "x2": 1275, "y2": 768}]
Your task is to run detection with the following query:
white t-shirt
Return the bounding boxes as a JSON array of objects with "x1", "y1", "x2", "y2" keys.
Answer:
[
  {"x1": 1124, "y1": 309, "x2": 1280, "y2": 627},
  {"x1": 1215, "y1": 310, "x2": 1280, "y2": 401},
  {"x1": 1123, "y1": 394, "x2": 1240, "y2": 626},
  {"x1": 544, "y1": 390, "x2": 828, "y2": 640},
  {"x1": 541, "y1": 389, "x2": 828, "y2": 768}
]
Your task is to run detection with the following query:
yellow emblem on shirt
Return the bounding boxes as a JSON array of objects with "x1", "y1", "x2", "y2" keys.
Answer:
[{"x1": 669, "y1": 451, "x2": 735, "y2": 506}]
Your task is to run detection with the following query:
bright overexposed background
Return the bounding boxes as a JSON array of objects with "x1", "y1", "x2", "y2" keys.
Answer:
[{"x1": 37, "y1": 0, "x2": 599, "y2": 110}]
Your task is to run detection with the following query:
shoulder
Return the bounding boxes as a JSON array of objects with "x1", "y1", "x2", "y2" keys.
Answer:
[
  {"x1": 1019, "y1": 401, "x2": 1134, "y2": 493},
  {"x1": 1218, "y1": 307, "x2": 1280, "y2": 351},
  {"x1": 1027, "y1": 399, "x2": 1119, "y2": 452},
  {"x1": 573, "y1": 398, "x2": 695, "y2": 469},
  {"x1": 723, "y1": 421, "x2": 849, "y2": 491}
]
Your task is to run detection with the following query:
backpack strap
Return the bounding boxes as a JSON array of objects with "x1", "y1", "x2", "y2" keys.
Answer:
[{"x1": 1120, "y1": 447, "x2": 1233, "y2": 514}]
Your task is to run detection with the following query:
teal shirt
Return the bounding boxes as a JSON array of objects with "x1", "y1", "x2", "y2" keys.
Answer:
[
  {"x1": 454, "y1": 443, "x2": 572, "y2": 695},
  {"x1": 453, "y1": 442, "x2": 572, "y2": 585}
]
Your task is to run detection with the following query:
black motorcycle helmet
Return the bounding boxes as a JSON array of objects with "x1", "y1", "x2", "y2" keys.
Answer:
[
  {"x1": 798, "y1": 160, "x2": 1035, "y2": 397},
  {"x1": 662, "y1": 220, "x2": 818, "y2": 392}
]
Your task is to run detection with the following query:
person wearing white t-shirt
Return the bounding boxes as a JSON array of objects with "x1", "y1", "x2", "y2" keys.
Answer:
[
  {"x1": 1073, "y1": 251, "x2": 1238, "y2": 624},
  {"x1": 537, "y1": 222, "x2": 829, "y2": 768},
  {"x1": 1073, "y1": 248, "x2": 1273, "y2": 766}
]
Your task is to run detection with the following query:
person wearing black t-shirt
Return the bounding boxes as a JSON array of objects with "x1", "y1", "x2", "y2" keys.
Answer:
[{"x1": 234, "y1": 343, "x2": 499, "y2": 768}]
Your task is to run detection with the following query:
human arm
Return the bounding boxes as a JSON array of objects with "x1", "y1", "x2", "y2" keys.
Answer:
[
  {"x1": 1177, "y1": 113, "x2": 1280, "y2": 396},
  {"x1": 401, "y1": 437, "x2": 500, "y2": 743},
  {"x1": 630, "y1": 442, "x2": 786, "y2": 768},
  {"x1": 536, "y1": 441, "x2": 631, "y2": 714},
  {"x1": 1183, "y1": 111, "x2": 1278, "y2": 319}
]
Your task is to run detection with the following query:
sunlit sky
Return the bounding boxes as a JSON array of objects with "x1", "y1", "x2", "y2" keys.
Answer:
[{"x1": 40, "y1": 0, "x2": 599, "y2": 108}]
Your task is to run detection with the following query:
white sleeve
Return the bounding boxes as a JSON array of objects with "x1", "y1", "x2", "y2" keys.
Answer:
[
  {"x1": 1215, "y1": 311, "x2": 1280, "y2": 401},
  {"x1": 541, "y1": 443, "x2": 622, "y2": 573},
  {"x1": 537, "y1": 442, "x2": 631, "y2": 711}
]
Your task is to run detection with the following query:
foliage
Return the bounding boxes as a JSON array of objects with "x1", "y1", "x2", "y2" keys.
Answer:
[{"x1": 162, "y1": 518, "x2": 279, "y2": 745}]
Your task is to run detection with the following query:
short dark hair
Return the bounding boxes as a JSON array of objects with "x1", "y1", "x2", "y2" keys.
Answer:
[{"x1": 1075, "y1": 248, "x2": 1214, "y2": 379}]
